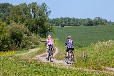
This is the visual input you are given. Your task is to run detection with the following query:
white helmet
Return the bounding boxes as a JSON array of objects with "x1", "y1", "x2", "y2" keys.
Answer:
[
  {"x1": 48, "y1": 35, "x2": 51, "y2": 38},
  {"x1": 68, "y1": 36, "x2": 71, "y2": 38}
]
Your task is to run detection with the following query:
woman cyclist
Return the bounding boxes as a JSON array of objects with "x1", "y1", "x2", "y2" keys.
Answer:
[{"x1": 45, "y1": 35, "x2": 54, "y2": 62}]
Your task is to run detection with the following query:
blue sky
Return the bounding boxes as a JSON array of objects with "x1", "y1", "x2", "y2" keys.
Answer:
[{"x1": 0, "y1": 0, "x2": 114, "y2": 21}]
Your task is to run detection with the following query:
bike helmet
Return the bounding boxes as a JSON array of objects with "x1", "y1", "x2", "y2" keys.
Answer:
[
  {"x1": 48, "y1": 35, "x2": 51, "y2": 38},
  {"x1": 68, "y1": 36, "x2": 71, "y2": 38}
]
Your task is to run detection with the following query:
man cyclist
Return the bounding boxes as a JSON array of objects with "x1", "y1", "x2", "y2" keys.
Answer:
[
  {"x1": 65, "y1": 36, "x2": 74, "y2": 63},
  {"x1": 45, "y1": 35, "x2": 54, "y2": 62}
]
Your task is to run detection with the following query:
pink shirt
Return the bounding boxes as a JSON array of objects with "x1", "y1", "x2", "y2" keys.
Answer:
[{"x1": 47, "y1": 38, "x2": 53, "y2": 45}]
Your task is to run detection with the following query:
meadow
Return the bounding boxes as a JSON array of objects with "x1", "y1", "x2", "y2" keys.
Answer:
[
  {"x1": 51, "y1": 25, "x2": 114, "y2": 47},
  {"x1": 1, "y1": 25, "x2": 114, "y2": 76},
  {"x1": 0, "y1": 56, "x2": 112, "y2": 76},
  {"x1": 51, "y1": 25, "x2": 114, "y2": 72},
  {"x1": 1, "y1": 41, "x2": 114, "y2": 76}
]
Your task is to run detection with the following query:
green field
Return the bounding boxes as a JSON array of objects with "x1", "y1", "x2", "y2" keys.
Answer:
[
  {"x1": 0, "y1": 56, "x2": 112, "y2": 76},
  {"x1": 51, "y1": 25, "x2": 114, "y2": 72},
  {"x1": 51, "y1": 25, "x2": 114, "y2": 47},
  {"x1": 1, "y1": 40, "x2": 114, "y2": 76},
  {"x1": 1, "y1": 25, "x2": 114, "y2": 76}
]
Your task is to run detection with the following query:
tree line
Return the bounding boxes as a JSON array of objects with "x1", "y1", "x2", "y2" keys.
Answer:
[
  {"x1": 49, "y1": 17, "x2": 113, "y2": 27},
  {"x1": 0, "y1": 3, "x2": 53, "y2": 51},
  {"x1": 0, "y1": 3, "x2": 53, "y2": 37}
]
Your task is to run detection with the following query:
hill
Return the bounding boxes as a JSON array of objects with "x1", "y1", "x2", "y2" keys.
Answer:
[{"x1": 51, "y1": 25, "x2": 114, "y2": 47}]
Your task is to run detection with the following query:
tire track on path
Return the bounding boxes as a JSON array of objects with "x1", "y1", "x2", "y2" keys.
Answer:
[
  {"x1": 32, "y1": 47, "x2": 70, "y2": 65},
  {"x1": 15, "y1": 48, "x2": 40, "y2": 56}
]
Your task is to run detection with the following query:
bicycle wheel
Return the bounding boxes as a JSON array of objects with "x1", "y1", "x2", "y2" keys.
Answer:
[
  {"x1": 70, "y1": 53, "x2": 74, "y2": 63},
  {"x1": 65, "y1": 52, "x2": 72, "y2": 64},
  {"x1": 47, "y1": 45, "x2": 53, "y2": 62}
]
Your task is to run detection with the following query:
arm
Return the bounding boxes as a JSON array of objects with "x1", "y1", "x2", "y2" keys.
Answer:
[{"x1": 65, "y1": 39, "x2": 68, "y2": 46}]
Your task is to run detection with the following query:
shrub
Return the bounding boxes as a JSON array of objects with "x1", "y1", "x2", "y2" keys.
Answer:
[
  {"x1": 21, "y1": 34, "x2": 40, "y2": 49},
  {"x1": 8, "y1": 22, "x2": 40, "y2": 50},
  {"x1": 8, "y1": 23, "x2": 29, "y2": 50},
  {"x1": 0, "y1": 20, "x2": 10, "y2": 51}
]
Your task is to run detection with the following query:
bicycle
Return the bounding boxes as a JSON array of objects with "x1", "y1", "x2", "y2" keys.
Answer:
[
  {"x1": 64, "y1": 51, "x2": 74, "y2": 64},
  {"x1": 46, "y1": 45, "x2": 54, "y2": 62}
]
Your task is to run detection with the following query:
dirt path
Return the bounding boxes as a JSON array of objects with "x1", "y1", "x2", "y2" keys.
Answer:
[
  {"x1": 102, "y1": 66, "x2": 114, "y2": 71},
  {"x1": 32, "y1": 47, "x2": 114, "y2": 75},
  {"x1": 32, "y1": 47, "x2": 70, "y2": 65},
  {"x1": 14, "y1": 47, "x2": 114, "y2": 75},
  {"x1": 15, "y1": 48, "x2": 40, "y2": 56}
]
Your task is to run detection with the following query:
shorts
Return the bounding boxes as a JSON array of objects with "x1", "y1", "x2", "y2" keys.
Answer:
[
  {"x1": 66, "y1": 47, "x2": 74, "y2": 53},
  {"x1": 48, "y1": 45, "x2": 54, "y2": 52}
]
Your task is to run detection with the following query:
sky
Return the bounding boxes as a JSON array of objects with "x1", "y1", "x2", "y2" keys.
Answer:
[{"x1": 0, "y1": 0, "x2": 114, "y2": 22}]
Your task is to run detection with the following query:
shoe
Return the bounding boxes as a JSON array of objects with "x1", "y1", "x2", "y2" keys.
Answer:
[
  {"x1": 46, "y1": 57, "x2": 49, "y2": 61},
  {"x1": 66, "y1": 62, "x2": 69, "y2": 64},
  {"x1": 50, "y1": 60, "x2": 53, "y2": 62}
]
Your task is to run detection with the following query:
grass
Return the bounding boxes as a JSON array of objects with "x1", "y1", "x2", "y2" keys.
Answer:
[
  {"x1": 51, "y1": 25, "x2": 114, "y2": 70},
  {"x1": 51, "y1": 25, "x2": 114, "y2": 47},
  {"x1": 0, "y1": 40, "x2": 114, "y2": 76},
  {"x1": 54, "y1": 39, "x2": 114, "y2": 70},
  {"x1": 0, "y1": 56, "x2": 112, "y2": 76},
  {"x1": 1, "y1": 25, "x2": 114, "y2": 76}
]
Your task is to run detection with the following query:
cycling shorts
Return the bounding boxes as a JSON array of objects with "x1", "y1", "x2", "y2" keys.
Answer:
[
  {"x1": 48, "y1": 45, "x2": 54, "y2": 51},
  {"x1": 66, "y1": 47, "x2": 74, "y2": 53}
]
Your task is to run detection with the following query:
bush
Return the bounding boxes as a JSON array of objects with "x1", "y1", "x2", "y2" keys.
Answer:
[
  {"x1": 21, "y1": 34, "x2": 40, "y2": 49},
  {"x1": 0, "y1": 21, "x2": 40, "y2": 51},
  {"x1": 0, "y1": 20, "x2": 10, "y2": 51},
  {"x1": 8, "y1": 22, "x2": 40, "y2": 50},
  {"x1": 8, "y1": 23, "x2": 29, "y2": 50}
]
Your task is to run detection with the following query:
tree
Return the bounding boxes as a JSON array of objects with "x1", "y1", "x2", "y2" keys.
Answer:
[
  {"x1": 24, "y1": 3, "x2": 52, "y2": 37},
  {"x1": 84, "y1": 18, "x2": 93, "y2": 26},
  {"x1": 49, "y1": 17, "x2": 110, "y2": 26},
  {"x1": 0, "y1": 2, "x2": 53, "y2": 38},
  {"x1": 0, "y1": 3, "x2": 13, "y2": 23}
]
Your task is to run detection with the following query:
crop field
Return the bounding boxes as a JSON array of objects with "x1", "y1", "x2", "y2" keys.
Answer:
[
  {"x1": 51, "y1": 25, "x2": 114, "y2": 47},
  {"x1": 0, "y1": 40, "x2": 114, "y2": 76},
  {"x1": 0, "y1": 56, "x2": 112, "y2": 76},
  {"x1": 51, "y1": 25, "x2": 114, "y2": 73},
  {"x1": 1, "y1": 25, "x2": 114, "y2": 76}
]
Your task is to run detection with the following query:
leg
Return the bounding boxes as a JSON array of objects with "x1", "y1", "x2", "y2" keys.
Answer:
[
  {"x1": 65, "y1": 48, "x2": 70, "y2": 64},
  {"x1": 66, "y1": 48, "x2": 69, "y2": 58},
  {"x1": 50, "y1": 51, "x2": 53, "y2": 62},
  {"x1": 50, "y1": 45, "x2": 54, "y2": 62},
  {"x1": 46, "y1": 45, "x2": 50, "y2": 61},
  {"x1": 46, "y1": 45, "x2": 49, "y2": 59},
  {"x1": 70, "y1": 48, "x2": 74, "y2": 63},
  {"x1": 71, "y1": 51, "x2": 74, "y2": 62}
]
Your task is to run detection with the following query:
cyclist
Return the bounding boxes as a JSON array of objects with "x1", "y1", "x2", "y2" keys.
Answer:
[
  {"x1": 65, "y1": 36, "x2": 74, "y2": 63},
  {"x1": 45, "y1": 35, "x2": 54, "y2": 62}
]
